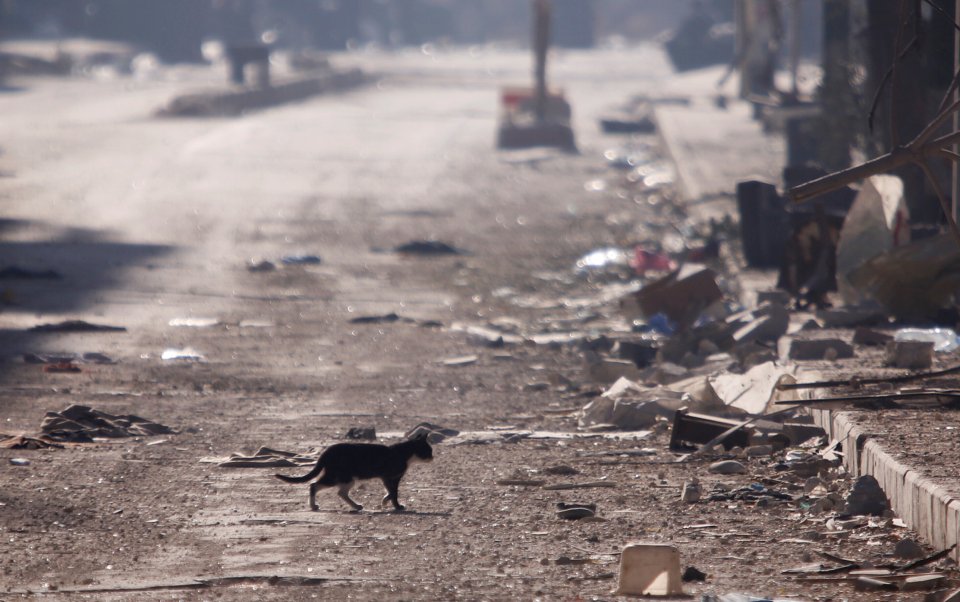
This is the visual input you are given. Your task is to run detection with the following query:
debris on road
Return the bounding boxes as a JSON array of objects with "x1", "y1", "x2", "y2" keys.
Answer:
[
  {"x1": 616, "y1": 543, "x2": 684, "y2": 596},
  {"x1": 280, "y1": 254, "x2": 322, "y2": 265},
  {"x1": 392, "y1": 240, "x2": 466, "y2": 256},
  {"x1": 0, "y1": 266, "x2": 62, "y2": 279},
  {"x1": 1, "y1": 434, "x2": 64, "y2": 449},
  {"x1": 40, "y1": 405, "x2": 177, "y2": 442},
  {"x1": 24, "y1": 352, "x2": 116, "y2": 365},
  {"x1": 247, "y1": 259, "x2": 277, "y2": 272},
  {"x1": 627, "y1": 265, "x2": 723, "y2": 330},
  {"x1": 29, "y1": 320, "x2": 126, "y2": 333},
  {"x1": 440, "y1": 354, "x2": 478, "y2": 367},
  {"x1": 216, "y1": 446, "x2": 317, "y2": 468},
  {"x1": 344, "y1": 426, "x2": 377, "y2": 440},
  {"x1": 161, "y1": 347, "x2": 205, "y2": 361},
  {"x1": 169, "y1": 317, "x2": 221, "y2": 328},
  {"x1": 885, "y1": 340, "x2": 934, "y2": 370}
]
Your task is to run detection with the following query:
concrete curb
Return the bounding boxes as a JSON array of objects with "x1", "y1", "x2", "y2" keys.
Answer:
[
  {"x1": 157, "y1": 68, "x2": 368, "y2": 117},
  {"x1": 811, "y1": 408, "x2": 960, "y2": 558}
]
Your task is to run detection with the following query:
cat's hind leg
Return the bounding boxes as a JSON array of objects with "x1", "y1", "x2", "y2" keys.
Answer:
[
  {"x1": 381, "y1": 477, "x2": 405, "y2": 512},
  {"x1": 309, "y1": 471, "x2": 337, "y2": 511},
  {"x1": 337, "y1": 482, "x2": 363, "y2": 512}
]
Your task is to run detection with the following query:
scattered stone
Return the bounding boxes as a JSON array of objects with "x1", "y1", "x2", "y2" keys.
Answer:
[
  {"x1": 0, "y1": 266, "x2": 62, "y2": 279},
  {"x1": 756, "y1": 290, "x2": 791, "y2": 306},
  {"x1": 441, "y1": 355, "x2": 478, "y2": 367},
  {"x1": 557, "y1": 506, "x2": 596, "y2": 520},
  {"x1": 885, "y1": 340, "x2": 934, "y2": 370},
  {"x1": 247, "y1": 259, "x2": 276, "y2": 272},
  {"x1": 681, "y1": 566, "x2": 707, "y2": 582},
  {"x1": 853, "y1": 576, "x2": 898, "y2": 592},
  {"x1": 844, "y1": 475, "x2": 890, "y2": 516},
  {"x1": 617, "y1": 340, "x2": 659, "y2": 368},
  {"x1": 787, "y1": 338, "x2": 854, "y2": 360},
  {"x1": 816, "y1": 307, "x2": 885, "y2": 328},
  {"x1": 803, "y1": 476, "x2": 827, "y2": 495},
  {"x1": 708, "y1": 460, "x2": 746, "y2": 475},
  {"x1": 697, "y1": 339, "x2": 720, "y2": 355},
  {"x1": 893, "y1": 538, "x2": 925, "y2": 560},
  {"x1": 0, "y1": 435, "x2": 63, "y2": 450},
  {"x1": 652, "y1": 362, "x2": 689, "y2": 384},
  {"x1": 544, "y1": 465, "x2": 580, "y2": 476},
  {"x1": 680, "y1": 479, "x2": 701, "y2": 503},
  {"x1": 853, "y1": 327, "x2": 894, "y2": 347},
  {"x1": 587, "y1": 357, "x2": 643, "y2": 384},
  {"x1": 744, "y1": 444, "x2": 773, "y2": 457},
  {"x1": 344, "y1": 427, "x2": 376, "y2": 440},
  {"x1": 280, "y1": 254, "x2": 322, "y2": 265},
  {"x1": 161, "y1": 348, "x2": 205, "y2": 361},
  {"x1": 731, "y1": 302, "x2": 789, "y2": 344},
  {"x1": 29, "y1": 320, "x2": 127, "y2": 333},
  {"x1": 901, "y1": 574, "x2": 946, "y2": 592},
  {"x1": 394, "y1": 240, "x2": 465, "y2": 255},
  {"x1": 631, "y1": 266, "x2": 723, "y2": 329},
  {"x1": 9, "y1": 458, "x2": 30, "y2": 466},
  {"x1": 349, "y1": 313, "x2": 408, "y2": 324},
  {"x1": 404, "y1": 422, "x2": 460, "y2": 443}
]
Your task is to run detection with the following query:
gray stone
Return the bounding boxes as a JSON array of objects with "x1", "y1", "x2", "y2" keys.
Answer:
[
  {"x1": 844, "y1": 475, "x2": 890, "y2": 516},
  {"x1": 732, "y1": 302, "x2": 789, "y2": 344},
  {"x1": 708, "y1": 460, "x2": 747, "y2": 475},
  {"x1": 816, "y1": 307, "x2": 885, "y2": 328},
  {"x1": 893, "y1": 538, "x2": 925, "y2": 560},
  {"x1": 680, "y1": 479, "x2": 701, "y2": 503},
  {"x1": 756, "y1": 290, "x2": 792, "y2": 306},
  {"x1": 885, "y1": 340, "x2": 934, "y2": 370},
  {"x1": 744, "y1": 444, "x2": 773, "y2": 457},
  {"x1": 853, "y1": 327, "x2": 894, "y2": 347},
  {"x1": 788, "y1": 338, "x2": 854, "y2": 361}
]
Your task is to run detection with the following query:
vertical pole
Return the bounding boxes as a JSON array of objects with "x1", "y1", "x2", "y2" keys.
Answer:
[
  {"x1": 533, "y1": 0, "x2": 551, "y2": 123},
  {"x1": 954, "y1": 0, "x2": 959, "y2": 222},
  {"x1": 789, "y1": 0, "x2": 801, "y2": 98}
]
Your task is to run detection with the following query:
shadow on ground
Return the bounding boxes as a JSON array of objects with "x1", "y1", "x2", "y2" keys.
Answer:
[{"x1": 0, "y1": 219, "x2": 172, "y2": 376}]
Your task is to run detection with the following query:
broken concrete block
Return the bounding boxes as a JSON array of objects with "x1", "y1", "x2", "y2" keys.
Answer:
[
  {"x1": 900, "y1": 574, "x2": 945, "y2": 592},
  {"x1": 816, "y1": 307, "x2": 885, "y2": 328},
  {"x1": 708, "y1": 460, "x2": 746, "y2": 475},
  {"x1": 844, "y1": 475, "x2": 890, "y2": 516},
  {"x1": 585, "y1": 351, "x2": 643, "y2": 384},
  {"x1": 756, "y1": 290, "x2": 791, "y2": 306},
  {"x1": 885, "y1": 340, "x2": 934, "y2": 370},
  {"x1": 632, "y1": 265, "x2": 723, "y2": 329},
  {"x1": 853, "y1": 327, "x2": 894, "y2": 347},
  {"x1": 787, "y1": 338, "x2": 854, "y2": 360},
  {"x1": 853, "y1": 577, "x2": 898, "y2": 592},
  {"x1": 680, "y1": 352, "x2": 705, "y2": 369},
  {"x1": 617, "y1": 339, "x2": 659, "y2": 368},
  {"x1": 732, "y1": 303, "x2": 789, "y2": 344},
  {"x1": 680, "y1": 479, "x2": 701, "y2": 503},
  {"x1": 732, "y1": 342, "x2": 778, "y2": 369},
  {"x1": 744, "y1": 444, "x2": 773, "y2": 457},
  {"x1": 653, "y1": 362, "x2": 689, "y2": 385},
  {"x1": 893, "y1": 538, "x2": 925, "y2": 560}
]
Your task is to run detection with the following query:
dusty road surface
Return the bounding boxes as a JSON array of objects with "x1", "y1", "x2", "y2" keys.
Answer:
[{"x1": 0, "y1": 48, "x2": 938, "y2": 601}]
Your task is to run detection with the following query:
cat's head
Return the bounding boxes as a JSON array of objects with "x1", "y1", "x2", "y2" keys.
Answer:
[{"x1": 408, "y1": 432, "x2": 434, "y2": 462}]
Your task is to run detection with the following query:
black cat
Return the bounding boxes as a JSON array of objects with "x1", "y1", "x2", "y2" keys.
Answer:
[{"x1": 275, "y1": 435, "x2": 433, "y2": 512}]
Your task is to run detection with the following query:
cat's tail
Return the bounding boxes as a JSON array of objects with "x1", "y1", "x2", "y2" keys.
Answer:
[{"x1": 275, "y1": 458, "x2": 324, "y2": 483}]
